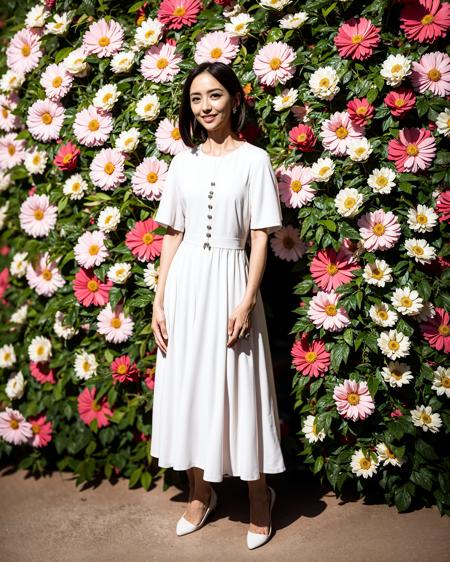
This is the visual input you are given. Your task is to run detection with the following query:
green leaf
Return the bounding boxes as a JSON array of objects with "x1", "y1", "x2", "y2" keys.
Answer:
[
  {"x1": 313, "y1": 456, "x2": 324, "y2": 474},
  {"x1": 416, "y1": 438, "x2": 438, "y2": 461},
  {"x1": 141, "y1": 471, "x2": 153, "y2": 491},
  {"x1": 410, "y1": 469, "x2": 434, "y2": 492},
  {"x1": 129, "y1": 467, "x2": 143, "y2": 488},
  {"x1": 395, "y1": 485, "x2": 412, "y2": 512},
  {"x1": 330, "y1": 342, "x2": 350, "y2": 372}
]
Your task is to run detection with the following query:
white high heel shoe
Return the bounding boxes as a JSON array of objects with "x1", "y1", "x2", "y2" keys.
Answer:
[
  {"x1": 176, "y1": 487, "x2": 217, "y2": 536},
  {"x1": 247, "y1": 486, "x2": 276, "y2": 550}
]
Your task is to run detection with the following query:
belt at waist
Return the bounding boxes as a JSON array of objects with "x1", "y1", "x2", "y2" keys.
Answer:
[{"x1": 182, "y1": 235, "x2": 247, "y2": 250}]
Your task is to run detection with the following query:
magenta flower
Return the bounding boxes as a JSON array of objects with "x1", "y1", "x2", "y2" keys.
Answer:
[
  {"x1": 73, "y1": 268, "x2": 112, "y2": 307},
  {"x1": 420, "y1": 307, "x2": 450, "y2": 353},
  {"x1": 387, "y1": 127, "x2": 437, "y2": 173},
  {"x1": 82, "y1": 18, "x2": 124, "y2": 58},
  {"x1": 291, "y1": 334, "x2": 331, "y2": 378},
  {"x1": 410, "y1": 51, "x2": 450, "y2": 97},
  {"x1": 0, "y1": 407, "x2": 33, "y2": 445},
  {"x1": 140, "y1": 42, "x2": 182, "y2": 83},
  {"x1": 125, "y1": 218, "x2": 163, "y2": 262},
  {"x1": 19, "y1": 194, "x2": 57, "y2": 238},
  {"x1": 89, "y1": 148, "x2": 126, "y2": 190},
  {"x1": 26, "y1": 99, "x2": 65, "y2": 142},
  {"x1": 357, "y1": 210, "x2": 401, "y2": 252},
  {"x1": 78, "y1": 386, "x2": 113, "y2": 428},
  {"x1": 310, "y1": 247, "x2": 359, "y2": 292},
  {"x1": 6, "y1": 28, "x2": 43, "y2": 75},
  {"x1": 158, "y1": 0, "x2": 202, "y2": 30},
  {"x1": 28, "y1": 414, "x2": 53, "y2": 448},
  {"x1": 320, "y1": 111, "x2": 365, "y2": 156},
  {"x1": 111, "y1": 355, "x2": 140, "y2": 384},
  {"x1": 253, "y1": 41, "x2": 296, "y2": 86},
  {"x1": 333, "y1": 379, "x2": 375, "y2": 421},
  {"x1": 30, "y1": 361, "x2": 56, "y2": 384},
  {"x1": 307, "y1": 290, "x2": 350, "y2": 332},
  {"x1": 73, "y1": 105, "x2": 113, "y2": 147},
  {"x1": 400, "y1": 0, "x2": 450, "y2": 44},
  {"x1": 347, "y1": 98, "x2": 375, "y2": 126},
  {"x1": 384, "y1": 87, "x2": 416, "y2": 118},
  {"x1": 334, "y1": 17, "x2": 381, "y2": 61}
]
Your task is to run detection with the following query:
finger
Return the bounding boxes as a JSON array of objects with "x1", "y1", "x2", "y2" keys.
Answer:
[
  {"x1": 160, "y1": 319, "x2": 168, "y2": 340},
  {"x1": 228, "y1": 317, "x2": 235, "y2": 336},
  {"x1": 154, "y1": 326, "x2": 167, "y2": 354},
  {"x1": 227, "y1": 323, "x2": 242, "y2": 347}
]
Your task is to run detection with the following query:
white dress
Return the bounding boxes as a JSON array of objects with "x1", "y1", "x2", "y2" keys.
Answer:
[{"x1": 150, "y1": 141, "x2": 286, "y2": 482}]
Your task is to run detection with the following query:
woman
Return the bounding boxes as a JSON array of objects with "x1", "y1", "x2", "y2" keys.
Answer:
[{"x1": 151, "y1": 61, "x2": 286, "y2": 550}]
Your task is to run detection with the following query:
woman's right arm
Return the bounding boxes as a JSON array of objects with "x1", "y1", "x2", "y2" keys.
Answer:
[{"x1": 152, "y1": 227, "x2": 184, "y2": 354}]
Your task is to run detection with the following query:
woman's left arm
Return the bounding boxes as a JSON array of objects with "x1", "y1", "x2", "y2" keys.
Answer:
[{"x1": 226, "y1": 228, "x2": 268, "y2": 347}]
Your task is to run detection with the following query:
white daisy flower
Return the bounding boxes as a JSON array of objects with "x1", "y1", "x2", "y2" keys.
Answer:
[
  {"x1": 382, "y1": 361, "x2": 413, "y2": 387},
  {"x1": 63, "y1": 48, "x2": 90, "y2": 77},
  {"x1": 62, "y1": 174, "x2": 88, "y2": 200},
  {"x1": 258, "y1": 0, "x2": 292, "y2": 9},
  {"x1": 107, "y1": 263, "x2": 132, "y2": 284},
  {"x1": 0, "y1": 344, "x2": 16, "y2": 368},
  {"x1": 10, "y1": 252, "x2": 28, "y2": 278},
  {"x1": 279, "y1": 11, "x2": 308, "y2": 29},
  {"x1": 24, "y1": 149, "x2": 48, "y2": 175},
  {"x1": 362, "y1": 259, "x2": 393, "y2": 287},
  {"x1": 376, "y1": 443, "x2": 405, "y2": 467},
  {"x1": 115, "y1": 128, "x2": 140, "y2": 152},
  {"x1": 311, "y1": 157, "x2": 335, "y2": 183},
  {"x1": 225, "y1": 13, "x2": 254, "y2": 36},
  {"x1": 5, "y1": 370, "x2": 26, "y2": 400},
  {"x1": 431, "y1": 367, "x2": 450, "y2": 398},
  {"x1": 369, "y1": 303, "x2": 398, "y2": 327},
  {"x1": 377, "y1": 329, "x2": 410, "y2": 359},
  {"x1": 335, "y1": 188, "x2": 364, "y2": 217},
  {"x1": 367, "y1": 167, "x2": 396, "y2": 194},
  {"x1": 413, "y1": 301, "x2": 435, "y2": 323},
  {"x1": 0, "y1": 171, "x2": 12, "y2": 192},
  {"x1": 74, "y1": 350, "x2": 98, "y2": 381},
  {"x1": 134, "y1": 18, "x2": 163, "y2": 49},
  {"x1": 135, "y1": 93, "x2": 160, "y2": 121},
  {"x1": 407, "y1": 204, "x2": 438, "y2": 233},
  {"x1": 380, "y1": 54, "x2": 412, "y2": 87},
  {"x1": 347, "y1": 137, "x2": 373, "y2": 162},
  {"x1": 92, "y1": 84, "x2": 120, "y2": 110},
  {"x1": 110, "y1": 51, "x2": 135, "y2": 73},
  {"x1": 144, "y1": 262, "x2": 159, "y2": 290},
  {"x1": 45, "y1": 13, "x2": 71, "y2": 35},
  {"x1": 28, "y1": 336, "x2": 52, "y2": 363},
  {"x1": 0, "y1": 202, "x2": 9, "y2": 229},
  {"x1": 309, "y1": 66, "x2": 340, "y2": 100},
  {"x1": 350, "y1": 448, "x2": 378, "y2": 478},
  {"x1": 273, "y1": 88, "x2": 298, "y2": 111},
  {"x1": 97, "y1": 206, "x2": 121, "y2": 233},
  {"x1": 0, "y1": 70, "x2": 25, "y2": 93},
  {"x1": 436, "y1": 108, "x2": 450, "y2": 137},
  {"x1": 302, "y1": 414, "x2": 326, "y2": 443},
  {"x1": 391, "y1": 286, "x2": 424, "y2": 316},
  {"x1": 410, "y1": 405, "x2": 442, "y2": 433},
  {"x1": 25, "y1": 5, "x2": 49, "y2": 28},
  {"x1": 53, "y1": 311, "x2": 78, "y2": 340},
  {"x1": 404, "y1": 238, "x2": 436, "y2": 264},
  {"x1": 9, "y1": 304, "x2": 28, "y2": 325}
]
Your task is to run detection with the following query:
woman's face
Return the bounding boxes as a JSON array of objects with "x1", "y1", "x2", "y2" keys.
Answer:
[{"x1": 190, "y1": 71, "x2": 238, "y2": 135}]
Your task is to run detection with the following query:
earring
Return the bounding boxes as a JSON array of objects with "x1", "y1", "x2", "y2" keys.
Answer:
[{"x1": 232, "y1": 106, "x2": 237, "y2": 114}]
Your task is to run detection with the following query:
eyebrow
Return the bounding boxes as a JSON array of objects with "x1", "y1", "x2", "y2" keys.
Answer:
[{"x1": 190, "y1": 88, "x2": 223, "y2": 96}]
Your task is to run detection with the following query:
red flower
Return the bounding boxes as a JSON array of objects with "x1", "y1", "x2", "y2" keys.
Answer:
[
  {"x1": 347, "y1": 97, "x2": 374, "y2": 126},
  {"x1": 77, "y1": 386, "x2": 113, "y2": 428},
  {"x1": 420, "y1": 307, "x2": 450, "y2": 353},
  {"x1": 73, "y1": 268, "x2": 112, "y2": 307},
  {"x1": 144, "y1": 367, "x2": 155, "y2": 390},
  {"x1": 334, "y1": 17, "x2": 381, "y2": 60},
  {"x1": 436, "y1": 190, "x2": 450, "y2": 222},
  {"x1": 53, "y1": 141, "x2": 80, "y2": 171},
  {"x1": 288, "y1": 124, "x2": 316, "y2": 152},
  {"x1": 30, "y1": 361, "x2": 56, "y2": 384},
  {"x1": 157, "y1": 0, "x2": 202, "y2": 30},
  {"x1": 400, "y1": 0, "x2": 450, "y2": 43},
  {"x1": 384, "y1": 87, "x2": 416, "y2": 118},
  {"x1": 125, "y1": 218, "x2": 163, "y2": 262},
  {"x1": 28, "y1": 414, "x2": 53, "y2": 447},
  {"x1": 291, "y1": 335, "x2": 331, "y2": 378},
  {"x1": 387, "y1": 127, "x2": 437, "y2": 172},
  {"x1": 0, "y1": 267, "x2": 9, "y2": 301},
  {"x1": 111, "y1": 355, "x2": 140, "y2": 384},
  {"x1": 390, "y1": 408, "x2": 404, "y2": 418},
  {"x1": 310, "y1": 247, "x2": 359, "y2": 292}
]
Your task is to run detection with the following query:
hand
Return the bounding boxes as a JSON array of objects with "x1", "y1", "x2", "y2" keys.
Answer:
[
  {"x1": 152, "y1": 301, "x2": 168, "y2": 354},
  {"x1": 227, "y1": 302, "x2": 254, "y2": 348}
]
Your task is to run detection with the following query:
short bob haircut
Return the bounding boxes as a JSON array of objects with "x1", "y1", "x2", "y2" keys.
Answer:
[{"x1": 178, "y1": 62, "x2": 246, "y2": 148}]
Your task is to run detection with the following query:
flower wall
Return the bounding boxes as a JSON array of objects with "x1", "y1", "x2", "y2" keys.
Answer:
[{"x1": 0, "y1": 0, "x2": 449, "y2": 513}]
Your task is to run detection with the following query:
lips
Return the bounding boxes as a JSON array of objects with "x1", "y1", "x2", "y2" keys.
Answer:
[{"x1": 202, "y1": 115, "x2": 216, "y2": 122}]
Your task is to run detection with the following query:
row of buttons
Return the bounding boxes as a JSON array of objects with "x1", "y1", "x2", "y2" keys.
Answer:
[{"x1": 203, "y1": 180, "x2": 215, "y2": 250}]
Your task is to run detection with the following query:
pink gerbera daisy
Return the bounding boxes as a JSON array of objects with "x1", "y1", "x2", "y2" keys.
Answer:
[
  {"x1": 26, "y1": 99, "x2": 65, "y2": 142},
  {"x1": 357, "y1": 209, "x2": 401, "y2": 251},
  {"x1": 420, "y1": 307, "x2": 450, "y2": 353},
  {"x1": 89, "y1": 148, "x2": 126, "y2": 190},
  {"x1": 387, "y1": 127, "x2": 437, "y2": 173},
  {"x1": 125, "y1": 218, "x2": 163, "y2": 262},
  {"x1": 157, "y1": 0, "x2": 202, "y2": 30},
  {"x1": 194, "y1": 30, "x2": 240, "y2": 65},
  {"x1": 131, "y1": 156, "x2": 168, "y2": 200},
  {"x1": 73, "y1": 105, "x2": 113, "y2": 147},
  {"x1": 19, "y1": 194, "x2": 57, "y2": 238},
  {"x1": 30, "y1": 361, "x2": 56, "y2": 384},
  {"x1": 333, "y1": 379, "x2": 375, "y2": 421},
  {"x1": 53, "y1": 141, "x2": 80, "y2": 171},
  {"x1": 291, "y1": 334, "x2": 331, "y2": 377},
  {"x1": 40, "y1": 63, "x2": 73, "y2": 100},
  {"x1": 27, "y1": 414, "x2": 53, "y2": 448},
  {"x1": 74, "y1": 231, "x2": 109, "y2": 269},
  {"x1": 155, "y1": 118, "x2": 188, "y2": 155},
  {"x1": 347, "y1": 98, "x2": 374, "y2": 126},
  {"x1": 78, "y1": 386, "x2": 113, "y2": 428},
  {"x1": 410, "y1": 51, "x2": 450, "y2": 97},
  {"x1": 384, "y1": 87, "x2": 416, "y2": 118},
  {"x1": 400, "y1": 0, "x2": 450, "y2": 43},
  {"x1": 97, "y1": 303, "x2": 134, "y2": 344},
  {"x1": 334, "y1": 17, "x2": 381, "y2": 60},
  {"x1": 253, "y1": 41, "x2": 296, "y2": 86},
  {"x1": 436, "y1": 190, "x2": 450, "y2": 222},
  {"x1": 320, "y1": 111, "x2": 365, "y2": 156},
  {"x1": 73, "y1": 268, "x2": 112, "y2": 307},
  {"x1": 6, "y1": 28, "x2": 43, "y2": 75},
  {"x1": 82, "y1": 18, "x2": 124, "y2": 58},
  {"x1": 310, "y1": 247, "x2": 359, "y2": 292},
  {"x1": 26, "y1": 252, "x2": 65, "y2": 297},
  {"x1": 0, "y1": 133, "x2": 26, "y2": 169},
  {"x1": 0, "y1": 407, "x2": 33, "y2": 445},
  {"x1": 269, "y1": 225, "x2": 307, "y2": 261},
  {"x1": 288, "y1": 124, "x2": 316, "y2": 152},
  {"x1": 140, "y1": 42, "x2": 183, "y2": 83},
  {"x1": 308, "y1": 290, "x2": 350, "y2": 332},
  {"x1": 278, "y1": 165, "x2": 316, "y2": 208},
  {"x1": 111, "y1": 355, "x2": 139, "y2": 384}
]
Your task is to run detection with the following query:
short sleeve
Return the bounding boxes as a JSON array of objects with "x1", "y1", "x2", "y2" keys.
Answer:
[
  {"x1": 154, "y1": 155, "x2": 185, "y2": 232},
  {"x1": 249, "y1": 153, "x2": 283, "y2": 235}
]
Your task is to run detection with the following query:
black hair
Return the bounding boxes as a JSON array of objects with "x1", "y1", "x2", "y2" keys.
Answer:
[{"x1": 178, "y1": 62, "x2": 246, "y2": 148}]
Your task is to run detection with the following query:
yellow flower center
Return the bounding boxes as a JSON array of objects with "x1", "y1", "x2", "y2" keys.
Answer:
[
  {"x1": 71, "y1": 182, "x2": 81, "y2": 192},
  {"x1": 327, "y1": 263, "x2": 338, "y2": 275},
  {"x1": 124, "y1": 137, "x2": 134, "y2": 146},
  {"x1": 104, "y1": 215, "x2": 112, "y2": 224},
  {"x1": 325, "y1": 304, "x2": 337, "y2": 316},
  {"x1": 63, "y1": 153, "x2": 73, "y2": 164},
  {"x1": 421, "y1": 13, "x2": 434, "y2": 25},
  {"x1": 376, "y1": 176, "x2": 388, "y2": 187},
  {"x1": 388, "y1": 340, "x2": 399, "y2": 351},
  {"x1": 2, "y1": 108, "x2": 8, "y2": 118},
  {"x1": 42, "y1": 269, "x2": 53, "y2": 281},
  {"x1": 143, "y1": 103, "x2": 154, "y2": 113},
  {"x1": 173, "y1": 6, "x2": 186, "y2": 16},
  {"x1": 291, "y1": 180, "x2": 302, "y2": 192},
  {"x1": 89, "y1": 244, "x2": 99, "y2": 256},
  {"x1": 104, "y1": 162, "x2": 115, "y2": 174},
  {"x1": 111, "y1": 317, "x2": 122, "y2": 329},
  {"x1": 146, "y1": 171, "x2": 158, "y2": 183},
  {"x1": 373, "y1": 223, "x2": 385, "y2": 236},
  {"x1": 157, "y1": 57, "x2": 168, "y2": 69},
  {"x1": 427, "y1": 68, "x2": 441, "y2": 82},
  {"x1": 34, "y1": 209, "x2": 44, "y2": 220},
  {"x1": 172, "y1": 127, "x2": 181, "y2": 140},
  {"x1": 36, "y1": 345, "x2": 44, "y2": 356},
  {"x1": 235, "y1": 23, "x2": 245, "y2": 31},
  {"x1": 355, "y1": 147, "x2": 366, "y2": 156},
  {"x1": 82, "y1": 361, "x2": 91, "y2": 372},
  {"x1": 10, "y1": 419, "x2": 19, "y2": 429},
  {"x1": 117, "y1": 364, "x2": 128, "y2": 375},
  {"x1": 412, "y1": 245, "x2": 424, "y2": 256},
  {"x1": 356, "y1": 106, "x2": 367, "y2": 116},
  {"x1": 371, "y1": 267, "x2": 383, "y2": 279},
  {"x1": 144, "y1": 30, "x2": 155, "y2": 39},
  {"x1": 344, "y1": 197, "x2": 356, "y2": 209},
  {"x1": 406, "y1": 143, "x2": 419, "y2": 156},
  {"x1": 319, "y1": 77, "x2": 330, "y2": 88},
  {"x1": 92, "y1": 401, "x2": 102, "y2": 411},
  {"x1": 391, "y1": 63, "x2": 402, "y2": 73},
  {"x1": 98, "y1": 36, "x2": 110, "y2": 47},
  {"x1": 87, "y1": 279, "x2": 99, "y2": 292},
  {"x1": 88, "y1": 119, "x2": 100, "y2": 131},
  {"x1": 210, "y1": 48, "x2": 223, "y2": 59},
  {"x1": 142, "y1": 232, "x2": 153, "y2": 244},
  {"x1": 394, "y1": 98, "x2": 405, "y2": 108},
  {"x1": 420, "y1": 412, "x2": 432, "y2": 424},
  {"x1": 347, "y1": 392, "x2": 360, "y2": 405},
  {"x1": 438, "y1": 324, "x2": 449, "y2": 336},
  {"x1": 351, "y1": 34, "x2": 363, "y2": 44},
  {"x1": 52, "y1": 76, "x2": 62, "y2": 88},
  {"x1": 400, "y1": 297, "x2": 412, "y2": 308},
  {"x1": 297, "y1": 133, "x2": 307, "y2": 142},
  {"x1": 377, "y1": 310, "x2": 388, "y2": 320},
  {"x1": 41, "y1": 112, "x2": 53, "y2": 125},
  {"x1": 442, "y1": 377, "x2": 450, "y2": 388},
  {"x1": 8, "y1": 144, "x2": 15, "y2": 155},
  {"x1": 270, "y1": 57, "x2": 281, "y2": 70},
  {"x1": 22, "y1": 43, "x2": 31, "y2": 56},
  {"x1": 116, "y1": 268, "x2": 125, "y2": 277},
  {"x1": 304, "y1": 351, "x2": 317, "y2": 363},
  {"x1": 32, "y1": 154, "x2": 41, "y2": 165},
  {"x1": 335, "y1": 126, "x2": 348, "y2": 139},
  {"x1": 416, "y1": 214, "x2": 427, "y2": 224},
  {"x1": 391, "y1": 369, "x2": 402, "y2": 380},
  {"x1": 103, "y1": 93, "x2": 113, "y2": 103},
  {"x1": 319, "y1": 166, "x2": 330, "y2": 176}
]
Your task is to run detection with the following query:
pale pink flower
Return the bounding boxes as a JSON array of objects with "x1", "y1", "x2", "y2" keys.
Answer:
[
  {"x1": 253, "y1": 41, "x2": 296, "y2": 86},
  {"x1": 19, "y1": 194, "x2": 57, "y2": 238},
  {"x1": 320, "y1": 111, "x2": 365, "y2": 156},
  {"x1": 26, "y1": 252, "x2": 65, "y2": 297},
  {"x1": 6, "y1": 28, "x2": 43, "y2": 75},
  {"x1": 194, "y1": 30, "x2": 240, "y2": 65},
  {"x1": 74, "y1": 230, "x2": 109, "y2": 269},
  {"x1": 0, "y1": 93, "x2": 21, "y2": 132},
  {"x1": 0, "y1": 133, "x2": 26, "y2": 169},
  {"x1": 0, "y1": 407, "x2": 33, "y2": 445},
  {"x1": 140, "y1": 42, "x2": 182, "y2": 83},
  {"x1": 270, "y1": 225, "x2": 307, "y2": 261},
  {"x1": 155, "y1": 118, "x2": 188, "y2": 155},
  {"x1": 26, "y1": 99, "x2": 65, "y2": 142},
  {"x1": 410, "y1": 51, "x2": 450, "y2": 97},
  {"x1": 131, "y1": 156, "x2": 168, "y2": 200},
  {"x1": 82, "y1": 18, "x2": 124, "y2": 58},
  {"x1": 97, "y1": 303, "x2": 134, "y2": 343},
  {"x1": 357, "y1": 209, "x2": 401, "y2": 251},
  {"x1": 333, "y1": 379, "x2": 375, "y2": 421},
  {"x1": 73, "y1": 105, "x2": 113, "y2": 147},
  {"x1": 40, "y1": 63, "x2": 73, "y2": 100},
  {"x1": 89, "y1": 148, "x2": 126, "y2": 190},
  {"x1": 308, "y1": 290, "x2": 350, "y2": 332},
  {"x1": 278, "y1": 165, "x2": 315, "y2": 208}
]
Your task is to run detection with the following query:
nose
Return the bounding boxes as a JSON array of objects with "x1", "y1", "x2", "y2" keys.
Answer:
[{"x1": 201, "y1": 98, "x2": 212, "y2": 113}]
